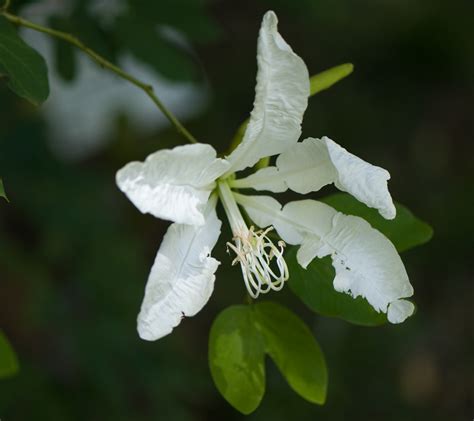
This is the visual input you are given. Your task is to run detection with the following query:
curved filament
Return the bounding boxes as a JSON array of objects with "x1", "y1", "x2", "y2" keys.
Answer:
[{"x1": 227, "y1": 226, "x2": 289, "y2": 298}]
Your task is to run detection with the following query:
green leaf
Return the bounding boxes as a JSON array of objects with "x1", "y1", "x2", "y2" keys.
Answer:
[
  {"x1": 0, "y1": 330, "x2": 19, "y2": 378},
  {"x1": 53, "y1": 38, "x2": 76, "y2": 82},
  {"x1": 321, "y1": 193, "x2": 433, "y2": 252},
  {"x1": 209, "y1": 305, "x2": 265, "y2": 415},
  {"x1": 70, "y1": 7, "x2": 116, "y2": 60},
  {"x1": 209, "y1": 303, "x2": 328, "y2": 413},
  {"x1": 310, "y1": 63, "x2": 353, "y2": 96},
  {"x1": 287, "y1": 249, "x2": 387, "y2": 326},
  {"x1": 115, "y1": 15, "x2": 197, "y2": 81},
  {"x1": 49, "y1": 16, "x2": 77, "y2": 82},
  {"x1": 0, "y1": 177, "x2": 8, "y2": 202},
  {"x1": 128, "y1": 0, "x2": 221, "y2": 43},
  {"x1": 0, "y1": 16, "x2": 49, "y2": 105},
  {"x1": 254, "y1": 302, "x2": 327, "y2": 404}
]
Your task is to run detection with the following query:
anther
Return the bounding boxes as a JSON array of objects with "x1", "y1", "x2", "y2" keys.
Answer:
[{"x1": 226, "y1": 226, "x2": 289, "y2": 298}]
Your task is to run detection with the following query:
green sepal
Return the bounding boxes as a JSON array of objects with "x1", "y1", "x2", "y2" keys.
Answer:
[{"x1": 310, "y1": 63, "x2": 353, "y2": 96}]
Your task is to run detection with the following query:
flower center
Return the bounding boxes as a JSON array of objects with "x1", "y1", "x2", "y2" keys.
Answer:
[
  {"x1": 227, "y1": 225, "x2": 289, "y2": 298},
  {"x1": 217, "y1": 180, "x2": 289, "y2": 298}
]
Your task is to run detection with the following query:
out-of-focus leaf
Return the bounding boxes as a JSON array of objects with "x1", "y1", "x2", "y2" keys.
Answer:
[
  {"x1": 322, "y1": 193, "x2": 433, "y2": 252},
  {"x1": 127, "y1": 0, "x2": 221, "y2": 42},
  {"x1": 0, "y1": 331, "x2": 19, "y2": 378},
  {"x1": 287, "y1": 249, "x2": 387, "y2": 326},
  {"x1": 310, "y1": 63, "x2": 353, "y2": 96},
  {"x1": 254, "y1": 302, "x2": 327, "y2": 404},
  {"x1": 0, "y1": 178, "x2": 8, "y2": 202},
  {"x1": 115, "y1": 15, "x2": 197, "y2": 81},
  {"x1": 0, "y1": 16, "x2": 49, "y2": 105},
  {"x1": 49, "y1": 16, "x2": 77, "y2": 82},
  {"x1": 209, "y1": 305, "x2": 265, "y2": 415},
  {"x1": 71, "y1": 5, "x2": 116, "y2": 60}
]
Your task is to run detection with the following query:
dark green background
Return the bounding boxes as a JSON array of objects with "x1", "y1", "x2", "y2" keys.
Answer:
[{"x1": 0, "y1": 0, "x2": 472, "y2": 419}]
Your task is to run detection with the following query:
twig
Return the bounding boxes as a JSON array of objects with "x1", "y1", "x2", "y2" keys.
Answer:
[{"x1": 1, "y1": 11, "x2": 198, "y2": 144}]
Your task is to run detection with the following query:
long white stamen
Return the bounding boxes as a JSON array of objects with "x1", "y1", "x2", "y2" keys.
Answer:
[{"x1": 217, "y1": 181, "x2": 289, "y2": 298}]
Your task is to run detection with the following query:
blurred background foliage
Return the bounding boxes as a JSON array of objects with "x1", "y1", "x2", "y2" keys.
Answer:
[{"x1": 0, "y1": 0, "x2": 473, "y2": 419}]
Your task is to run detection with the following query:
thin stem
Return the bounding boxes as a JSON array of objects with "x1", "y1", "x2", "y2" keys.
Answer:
[{"x1": 1, "y1": 12, "x2": 198, "y2": 144}]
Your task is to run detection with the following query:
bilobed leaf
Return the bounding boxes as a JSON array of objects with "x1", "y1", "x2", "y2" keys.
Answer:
[
  {"x1": 287, "y1": 248, "x2": 387, "y2": 326},
  {"x1": 0, "y1": 16, "x2": 49, "y2": 105},
  {"x1": 322, "y1": 193, "x2": 433, "y2": 252},
  {"x1": 254, "y1": 302, "x2": 327, "y2": 404},
  {"x1": 209, "y1": 305, "x2": 265, "y2": 415},
  {"x1": 0, "y1": 178, "x2": 8, "y2": 202},
  {"x1": 210, "y1": 303, "x2": 328, "y2": 413},
  {"x1": 0, "y1": 330, "x2": 19, "y2": 378},
  {"x1": 310, "y1": 63, "x2": 353, "y2": 96}
]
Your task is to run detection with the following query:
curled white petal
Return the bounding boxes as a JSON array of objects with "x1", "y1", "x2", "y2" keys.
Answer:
[
  {"x1": 225, "y1": 10, "x2": 310, "y2": 174},
  {"x1": 116, "y1": 143, "x2": 230, "y2": 225},
  {"x1": 234, "y1": 136, "x2": 396, "y2": 220},
  {"x1": 297, "y1": 210, "x2": 413, "y2": 316},
  {"x1": 387, "y1": 299, "x2": 415, "y2": 324},
  {"x1": 235, "y1": 194, "x2": 414, "y2": 323},
  {"x1": 137, "y1": 199, "x2": 222, "y2": 341},
  {"x1": 323, "y1": 137, "x2": 396, "y2": 220}
]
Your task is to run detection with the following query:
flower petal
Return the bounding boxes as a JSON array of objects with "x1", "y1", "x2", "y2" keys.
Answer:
[
  {"x1": 232, "y1": 166, "x2": 287, "y2": 193},
  {"x1": 234, "y1": 193, "x2": 281, "y2": 229},
  {"x1": 234, "y1": 194, "x2": 334, "y2": 246},
  {"x1": 137, "y1": 198, "x2": 222, "y2": 341},
  {"x1": 234, "y1": 137, "x2": 396, "y2": 220},
  {"x1": 296, "y1": 209, "x2": 413, "y2": 314},
  {"x1": 116, "y1": 143, "x2": 230, "y2": 225},
  {"x1": 233, "y1": 138, "x2": 335, "y2": 193},
  {"x1": 235, "y1": 194, "x2": 413, "y2": 322},
  {"x1": 225, "y1": 11, "x2": 310, "y2": 174},
  {"x1": 323, "y1": 137, "x2": 396, "y2": 220},
  {"x1": 387, "y1": 299, "x2": 415, "y2": 324}
]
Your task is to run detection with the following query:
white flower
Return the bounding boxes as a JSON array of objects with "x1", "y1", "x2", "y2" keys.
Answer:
[{"x1": 116, "y1": 11, "x2": 414, "y2": 341}]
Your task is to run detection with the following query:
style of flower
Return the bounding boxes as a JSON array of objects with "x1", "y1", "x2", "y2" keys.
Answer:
[{"x1": 116, "y1": 11, "x2": 415, "y2": 341}]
